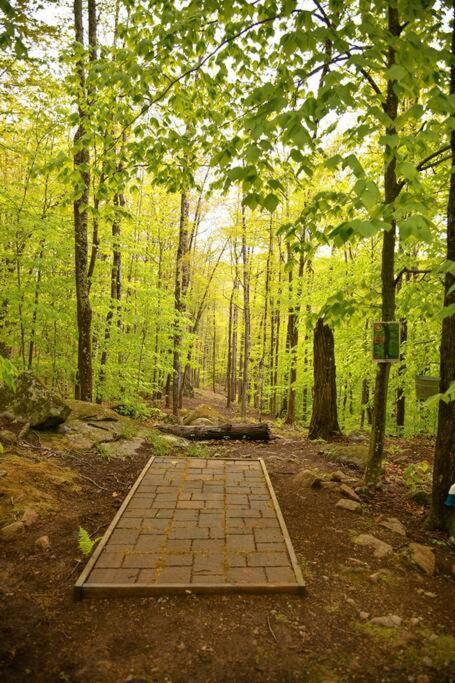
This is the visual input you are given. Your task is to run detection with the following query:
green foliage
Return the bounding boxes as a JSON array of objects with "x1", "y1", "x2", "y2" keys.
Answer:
[
  {"x1": 77, "y1": 527, "x2": 101, "y2": 556},
  {"x1": 403, "y1": 461, "x2": 432, "y2": 493},
  {"x1": 0, "y1": 356, "x2": 17, "y2": 389},
  {"x1": 114, "y1": 400, "x2": 151, "y2": 421}
]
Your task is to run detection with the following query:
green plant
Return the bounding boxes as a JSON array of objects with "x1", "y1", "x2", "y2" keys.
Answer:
[
  {"x1": 120, "y1": 423, "x2": 138, "y2": 439},
  {"x1": 146, "y1": 431, "x2": 172, "y2": 457},
  {"x1": 77, "y1": 527, "x2": 102, "y2": 556},
  {"x1": 403, "y1": 461, "x2": 432, "y2": 493},
  {"x1": 114, "y1": 399, "x2": 151, "y2": 421},
  {"x1": 95, "y1": 442, "x2": 111, "y2": 461},
  {"x1": 187, "y1": 443, "x2": 209, "y2": 458}
]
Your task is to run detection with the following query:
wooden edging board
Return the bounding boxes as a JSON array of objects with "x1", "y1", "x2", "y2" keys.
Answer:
[{"x1": 75, "y1": 456, "x2": 306, "y2": 598}]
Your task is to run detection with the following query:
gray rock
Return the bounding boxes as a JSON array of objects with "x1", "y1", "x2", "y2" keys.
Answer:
[
  {"x1": 353, "y1": 534, "x2": 393, "y2": 558},
  {"x1": 339, "y1": 483, "x2": 361, "y2": 502},
  {"x1": 0, "y1": 521, "x2": 25, "y2": 540},
  {"x1": 336, "y1": 498, "x2": 362, "y2": 512},
  {"x1": 407, "y1": 543, "x2": 435, "y2": 576},
  {"x1": 370, "y1": 614, "x2": 402, "y2": 628},
  {"x1": 378, "y1": 516, "x2": 407, "y2": 537},
  {"x1": 330, "y1": 470, "x2": 350, "y2": 482},
  {"x1": 0, "y1": 371, "x2": 70, "y2": 429}
]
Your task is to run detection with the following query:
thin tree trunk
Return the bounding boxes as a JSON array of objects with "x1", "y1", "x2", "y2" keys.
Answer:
[
  {"x1": 240, "y1": 206, "x2": 250, "y2": 419},
  {"x1": 396, "y1": 319, "x2": 407, "y2": 427},
  {"x1": 365, "y1": 3, "x2": 401, "y2": 482},
  {"x1": 73, "y1": 0, "x2": 94, "y2": 401},
  {"x1": 172, "y1": 191, "x2": 189, "y2": 416},
  {"x1": 97, "y1": 192, "x2": 123, "y2": 401}
]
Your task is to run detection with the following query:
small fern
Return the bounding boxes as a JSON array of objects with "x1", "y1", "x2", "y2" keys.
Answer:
[{"x1": 78, "y1": 526, "x2": 102, "y2": 556}]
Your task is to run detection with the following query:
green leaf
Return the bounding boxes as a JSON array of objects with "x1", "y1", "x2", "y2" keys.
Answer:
[
  {"x1": 384, "y1": 64, "x2": 407, "y2": 81},
  {"x1": 263, "y1": 193, "x2": 279, "y2": 213}
]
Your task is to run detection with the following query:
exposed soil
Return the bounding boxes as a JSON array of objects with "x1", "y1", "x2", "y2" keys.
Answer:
[{"x1": 1, "y1": 390, "x2": 454, "y2": 683}]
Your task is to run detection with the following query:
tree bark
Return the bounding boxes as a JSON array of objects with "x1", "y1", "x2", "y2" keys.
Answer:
[
  {"x1": 240, "y1": 205, "x2": 250, "y2": 419},
  {"x1": 157, "y1": 422, "x2": 270, "y2": 442},
  {"x1": 308, "y1": 318, "x2": 340, "y2": 440},
  {"x1": 364, "y1": 3, "x2": 401, "y2": 483},
  {"x1": 427, "y1": 3, "x2": 455, "y2": 534},
  {"x1": 73, "y1": 0, "x2": 93, "y2": 401},
  {"x1": 172, "y1": 191, "x2": 189, "y2": 416}
]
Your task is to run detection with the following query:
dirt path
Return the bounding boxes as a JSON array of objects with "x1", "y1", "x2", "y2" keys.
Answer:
[{"x1": 1, "y1": 391, "x2": 454, "y2": 682}]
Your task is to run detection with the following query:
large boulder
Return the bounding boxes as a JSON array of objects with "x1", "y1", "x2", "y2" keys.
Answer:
[
  {"x1": 0, "y1": 372, "x2": 70, "y2": 429},
  {"x1": 182, "y1": 404, "x2": 222, "y2": 426}
]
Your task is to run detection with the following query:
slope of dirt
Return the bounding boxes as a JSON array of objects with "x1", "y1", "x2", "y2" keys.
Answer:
[{"x1": 0, "y1": 390, "x2": 454, "y2": 683}]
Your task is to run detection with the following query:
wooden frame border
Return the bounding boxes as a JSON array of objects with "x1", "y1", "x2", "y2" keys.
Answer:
[
  {"x1": 74, "y1": 455, "x2": 156, "y2": 599},
  {"x1": 75, "y1": 456, "x2": 305, "y2": 598}
]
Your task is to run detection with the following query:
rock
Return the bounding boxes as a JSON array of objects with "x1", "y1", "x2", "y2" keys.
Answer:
[
  {"x1": 0, "y1": 429, "x2": 17, "y2": 446},
  {"x1": 378, "y1": 516, "x2": 407, "y2": 537},
  {"x1": 35, "y1": 535, "x2": 50, "y2": 551},
  {"x1": 0, "y1": 371, "x2": 70, "y2": 429},
  {"x1": 339, "y1": 483, "x2": 361, "y2": 502},
  {"x1": 183, "y1": 404, "x2": 222, "y2": 426},
  {"x1": 191, "y1": 417, "x2": 215, "y2": 426},
  {"x1": 0, "y1": 521, "x2": 25, "y2": 540},
  {"x1": 370, "y1": 614, "x2": 402, "y2": 628},
  {"x1": 330, "y1": 470, "x2": 350, "y2": 482},
  {"x1": 320, "y1": 444, "x2": 369, "y2": 470},
  {"x1": 336, "y1": 498, "x2": 362, "y2": 512},
  {"x1": 407, "y1": 543, "x2": 435, "y2": 576},
  {"x1": 369, "y1": 569, "x2": 392, "y2": 583},
  {"x1": 158, "y1": 434, "x2": 190, "y2": 449},
  {"x1": 353, "y1": 534, "x2": 393, "y2": 559},
  {"x1": 320, "y1": 481, "x2": 339, "y2": 490},
  {"x1": 21, "y1": 508, "x2": 38, "y2": 528},
  {"x1": 359, "y1": 611, "x2": 370, "y2": 620},
  {"x1": 293, "y1": 469, "x2": 323, "y2": 489},
  {"x1": 102, "y1": 437, "x2": 146, "y2": 459},
  {"x1": 408, "y1": 490, "x2": 431, "y2": 507}
]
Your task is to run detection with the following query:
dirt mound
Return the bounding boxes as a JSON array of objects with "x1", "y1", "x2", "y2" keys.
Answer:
[{"x1": 0, "y1": 455, "x2": 80, "y2": 525}]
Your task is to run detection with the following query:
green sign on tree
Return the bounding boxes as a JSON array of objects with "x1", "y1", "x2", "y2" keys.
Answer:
[{"x1": 372, "y1": 322, "x2": 401, "y2": 363}]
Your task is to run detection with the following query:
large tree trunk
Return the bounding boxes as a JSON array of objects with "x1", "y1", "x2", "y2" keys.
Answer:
[
  {"x1": 427, "y1": 5, "x2": 455, "y2": 534},
  {"x1": 308, "y1": 318, "x2": 340, "y2": 440},
  {"x1": 157, "y1": 422, "x2": 270, "y2": 442},
  {"x1": 364, "y1": 3, "x2": 401, "y2": 483},
  {"x1": 73, "y1": 0, "x2": 94, "y2": 401}
]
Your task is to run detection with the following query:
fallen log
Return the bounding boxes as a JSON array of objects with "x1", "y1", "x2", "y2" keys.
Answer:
[{"x1": 156, "y1": 422, "x2": 271, "y2": 442}]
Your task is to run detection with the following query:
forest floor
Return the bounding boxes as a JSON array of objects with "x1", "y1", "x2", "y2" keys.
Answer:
[{"x1": 1, "y1": 389, "x2": 454, "y2": 683}]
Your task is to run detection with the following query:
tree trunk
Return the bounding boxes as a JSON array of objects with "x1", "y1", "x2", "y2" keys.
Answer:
[
  {"x1": 73, "y1": 0, "x2": 93, "y2": 401},
  {"x1": 172, "y1": 191, "x2": 189, "y2": 417},
  {"x1": 364, "y1": 3, "x2": 401, "y2": 483},
  {"x1": 396, "y1": 319, "x2": 407, "y2": 427},
  {"x1": 97, "y1": 192, "x2": 123, "y2": 401},
  {"x1": 157, "y1": 422, "x2": 270, "y2": 442},
  {"x1": 427, "y1": 5, "x2": 455, "y2": 534},
  {"x1": 308, "y1": 318, "x2": 340, "y2": 440},
  {"x1": 240, "y1": 205, "x2": 250, "y2": 419},
  {"x1": 285, "y1": 240, "x2": 304, "y2": 425}
]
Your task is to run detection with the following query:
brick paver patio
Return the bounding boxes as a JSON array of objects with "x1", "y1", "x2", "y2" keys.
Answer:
[{"x1": 75, "y1": 457, "x2": 305, "y2": 596}]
